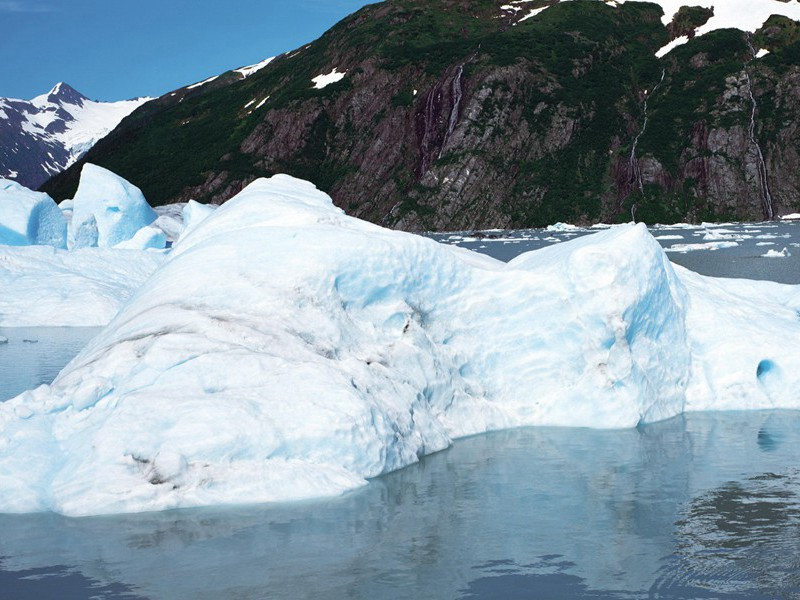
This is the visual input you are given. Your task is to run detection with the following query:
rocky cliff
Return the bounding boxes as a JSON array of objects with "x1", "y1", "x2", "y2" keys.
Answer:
[{"x1": 41, "y1": 0, "x2": 800, "y2": 229}]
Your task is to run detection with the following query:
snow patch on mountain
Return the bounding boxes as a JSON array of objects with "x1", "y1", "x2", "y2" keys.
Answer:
[
  {"x1": 501, "y1": 0, "x2": 800, "y2": 48},
  {"x1": 234, "y1": 57, "x2": 275, "y2": 78},
  {"x1": 312, "y1": 69, "x2": 347, "y2": 89}
]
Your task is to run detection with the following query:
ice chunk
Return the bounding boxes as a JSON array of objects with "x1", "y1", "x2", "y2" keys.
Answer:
[
  {"x1": 0, "y1": 179, "x2": 67, "y2": 248},
  {"x1": 70, "y1": 164, "x2": 157, "y2": 248},
  {"x1": 1, "y1": 175, "x2": 799, "y2": 516},
  {"x1": 152, "y1": 203, "x2": 186, "y2": 243},
  {"x1": 762, "y1": 247, "x2": 791, "y2": 258},
  {"x1": 114, "y1": 225, "x2": 167, "y2": 250},
  {"x1": 0, "y1": 175, "x2": 690, "y2": 515},
  {"x1": 178, "y1": 200, "x2": 216, "y2": 241}
]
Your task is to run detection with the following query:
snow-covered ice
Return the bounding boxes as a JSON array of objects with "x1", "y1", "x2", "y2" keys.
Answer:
[
  {"x1": 179, "y1": 200, "x2": 216, "y2": 241},
  {"x1": 114, "y1": 225, "x2": 167, "y2": 250},
  {"x1": 1, "y1": 174, "x2": 799, "y2": 516},
  {"x1": 762, "y1": 247, "x2": 791, "y2": 258},
  {"x1": 0, "y1": 245, "x2": 164, "y2": 327},
  {"x1": 70, "y1": 164, "x2": 158, "y2": 248},
  {"x1": 0, "y1": 179, "x2": 67, "y2": 248}
]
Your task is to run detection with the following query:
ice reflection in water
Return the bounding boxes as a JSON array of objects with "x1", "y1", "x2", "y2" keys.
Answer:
[{"x1": 2, "y1": 411, "x2": 800, "y2": 599}]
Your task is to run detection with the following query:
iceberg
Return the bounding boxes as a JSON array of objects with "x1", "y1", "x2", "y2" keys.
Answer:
[
  {"x1": 0, "y1": 179, "x2": 67, "y2": 248},
  {"x1": 0, "y1": 245, "x2": 165, "y2": 327},
  {"x1": 70, "y1": 164, "x2": 157, "y2": 248},
  {"x1": 1, "y1": 174, "x2": 799, "y2": 516}
]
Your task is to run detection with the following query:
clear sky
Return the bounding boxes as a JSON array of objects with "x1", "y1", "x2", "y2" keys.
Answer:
[{"x1": 0, "y1": 0, "x2": 373, "y2": 102}]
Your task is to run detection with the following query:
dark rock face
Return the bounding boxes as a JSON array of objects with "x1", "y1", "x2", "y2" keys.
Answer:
[
  {"x1": 0, "y1": 97, "x2": 72, "y2": 188},
  {"x1": 42, "y1": 1, "x2": 800, "y2": 229}
]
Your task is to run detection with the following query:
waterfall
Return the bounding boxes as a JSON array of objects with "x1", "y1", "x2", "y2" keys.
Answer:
[
  {"x1": 439, "y1": 64, "x2": 464, "y2": 159},
  {"x1": 629, "y1": 69, "x2": 665, "y2": 194},
  {"x1": 744, "y1": 35, "x2": 774, "y2": 220},
  {"x1": 419, "y1": 84, "x2": 442, "y2": 176}
]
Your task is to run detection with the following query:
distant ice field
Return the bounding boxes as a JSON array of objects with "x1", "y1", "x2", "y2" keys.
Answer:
[{"x1": 427, "y1": 221, "x2": 800, "y2": 284}]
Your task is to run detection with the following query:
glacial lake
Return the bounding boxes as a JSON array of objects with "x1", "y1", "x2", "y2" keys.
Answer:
[{"x1": 1, "y1": 221, "x2": 800, "y2": 599}]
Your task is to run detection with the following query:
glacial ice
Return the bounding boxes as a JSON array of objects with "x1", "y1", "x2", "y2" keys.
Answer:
[
  {"x1": 114, "y1": 225, "x2": 167, "y2": 250},
  {"x1": 1, "y1": 174, "x2": 799, "y2": 516},
  {"x1": 0, "y1": 245, "x2": 165, "y2": 326},
  {"x1": 179, "y1": 199, "x2": 216, "y2": 241},
  {"x1": 70, "y1": 163, "x2": 157, "y2": 248},
  {"x1": 0, "y1": 179, "x2": 67, "y2": 248}
]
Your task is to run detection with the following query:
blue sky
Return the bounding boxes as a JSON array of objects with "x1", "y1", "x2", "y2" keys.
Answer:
[{"x1": 0, "y1": 0, "x2": 372, "y2": 101}]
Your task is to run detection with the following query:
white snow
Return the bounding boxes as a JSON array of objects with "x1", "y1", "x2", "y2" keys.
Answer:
[
  {"x1": 312, "y1": 69, "x2": 347, "y2": 90},
  {"x1": 234, "y1": 57, "x2": 275, "y2": 78},
  {"x1": 10, "y1": 83, "x2": 151, "y2": 170},
  {"x1": 70, "y1": 164, "x2": 157, "y2": 248},
  {"x1": 518, "y1": 6, "x2": 549, "y2": 22},
  {"x1": 253, "y1": 96, "x2": 270, "y2": 111},
  {"x1": 756, "y1": 48, "x2": 770, "y2": 58},
  {"x1": 2, "y1": 174, "x2": 800, "y2": 516},
  {"x1": 0, "y1": 244, "x2": 164, "y2": 327},
  {"x1": 500, "y1": 0, "x2": 800, "y2": 51},
  {"x1": 781, "y1": 213, "x2": 800, "y2": 220},
  {"x1": 656, "y1": 35, "x2": 688, "y2": 58},
  {"x1": 0, "y1": 179, "x2": 67, "y2": 248},
  {"x1": 186, "y1": 75, "x2": 219, "y2": 90}
]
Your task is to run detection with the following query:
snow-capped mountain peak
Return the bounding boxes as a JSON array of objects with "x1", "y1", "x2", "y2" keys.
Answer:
[
  {"x1": 0, "y1": 83, "x2": 151, "y2": 188},
  {"x1": 31, "y1": 82, "x2": 89, "y2": 108}
]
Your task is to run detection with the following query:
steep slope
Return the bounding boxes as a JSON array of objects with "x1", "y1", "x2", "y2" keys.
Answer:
[
  {"x1": 43, "y1": 0, "x2": 800, "y2": 229},
  {"x1": 0, "y1": 83, "x2": 150, "y2": 188}
]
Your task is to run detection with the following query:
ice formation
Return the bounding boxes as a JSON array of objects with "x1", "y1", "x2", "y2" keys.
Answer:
[
  {"x1": 0, "y1": 179, "x2": 67, "y2": 248},
  {"x1": 0, "y1": 245, "x2": 165, "y2": 327},
  {"x1": 179, "y1": 199, "x2": 216, "y2": 241},
  {"x1": 70, "y1": 163, "x2": 157, "y2": 248},
  {"x1": 114, "y1": 225, "x2": 167, "y2": 250},
  {"x1": 1, "y1": 174, "x2": 799, "y2": 516}
]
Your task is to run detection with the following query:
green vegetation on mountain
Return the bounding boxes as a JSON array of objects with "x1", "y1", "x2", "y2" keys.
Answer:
[{"x1": 43, "y1": 0, "x2": 800, "y2": 230}]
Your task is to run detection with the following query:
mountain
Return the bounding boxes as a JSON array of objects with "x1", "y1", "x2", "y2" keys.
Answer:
[
  {"x1": 0, "y1": 83, "x2": 150, "y2": 189},
  {"x1": 42, "y1": 0, "x2": 800, "y2": 229}
]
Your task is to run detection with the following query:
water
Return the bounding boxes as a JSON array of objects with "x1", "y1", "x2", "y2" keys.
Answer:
[
  {"x1": 428, "y1": 221, "x2": 800, "y2": 283},
  {"x1": 1, "y1": 412, "x2": 800, "y2": 599},
  {"x1": 2, "y1": 224, "x2": 800, "y2": 599},
  {"x1": 0, "y1": 327, "x2": 100, "y2": 401}
]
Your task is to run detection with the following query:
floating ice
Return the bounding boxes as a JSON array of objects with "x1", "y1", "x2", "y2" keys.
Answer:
[
  {"x1": 0, "y1": 179, "x2": 67, "y2": 248},
  {"x1": 762, "y1": 247, "x2": 791, "y2": 258},
  {"x1": 114, "y1": 225, "x2": 167, "y2": 250},
  {"x1": 1, "y1": 175, "x2": 799, "y2": 516},
  {"x1": 70, "y1": 164, "x2": 157, "y2": 249},
  {"x1": 0, "y1": 245, "x2": 165, "y2": 327}
]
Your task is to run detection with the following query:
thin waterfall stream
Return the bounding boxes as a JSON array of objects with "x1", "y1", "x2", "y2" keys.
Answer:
[
  {"x1": 745, "y1": 34, "x2": 775, "y2": 220},
  {"x1": 629, "y1": 68, "x2": 665, "y2": 193}
]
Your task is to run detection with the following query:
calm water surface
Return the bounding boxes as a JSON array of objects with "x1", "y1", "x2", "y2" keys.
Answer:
[
  {"x1": 0, "y1": 327, "x2": 100, "y2": 401},
  {"x1": 1, "y1": 223, "x2": 799, "y2": 599}
]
